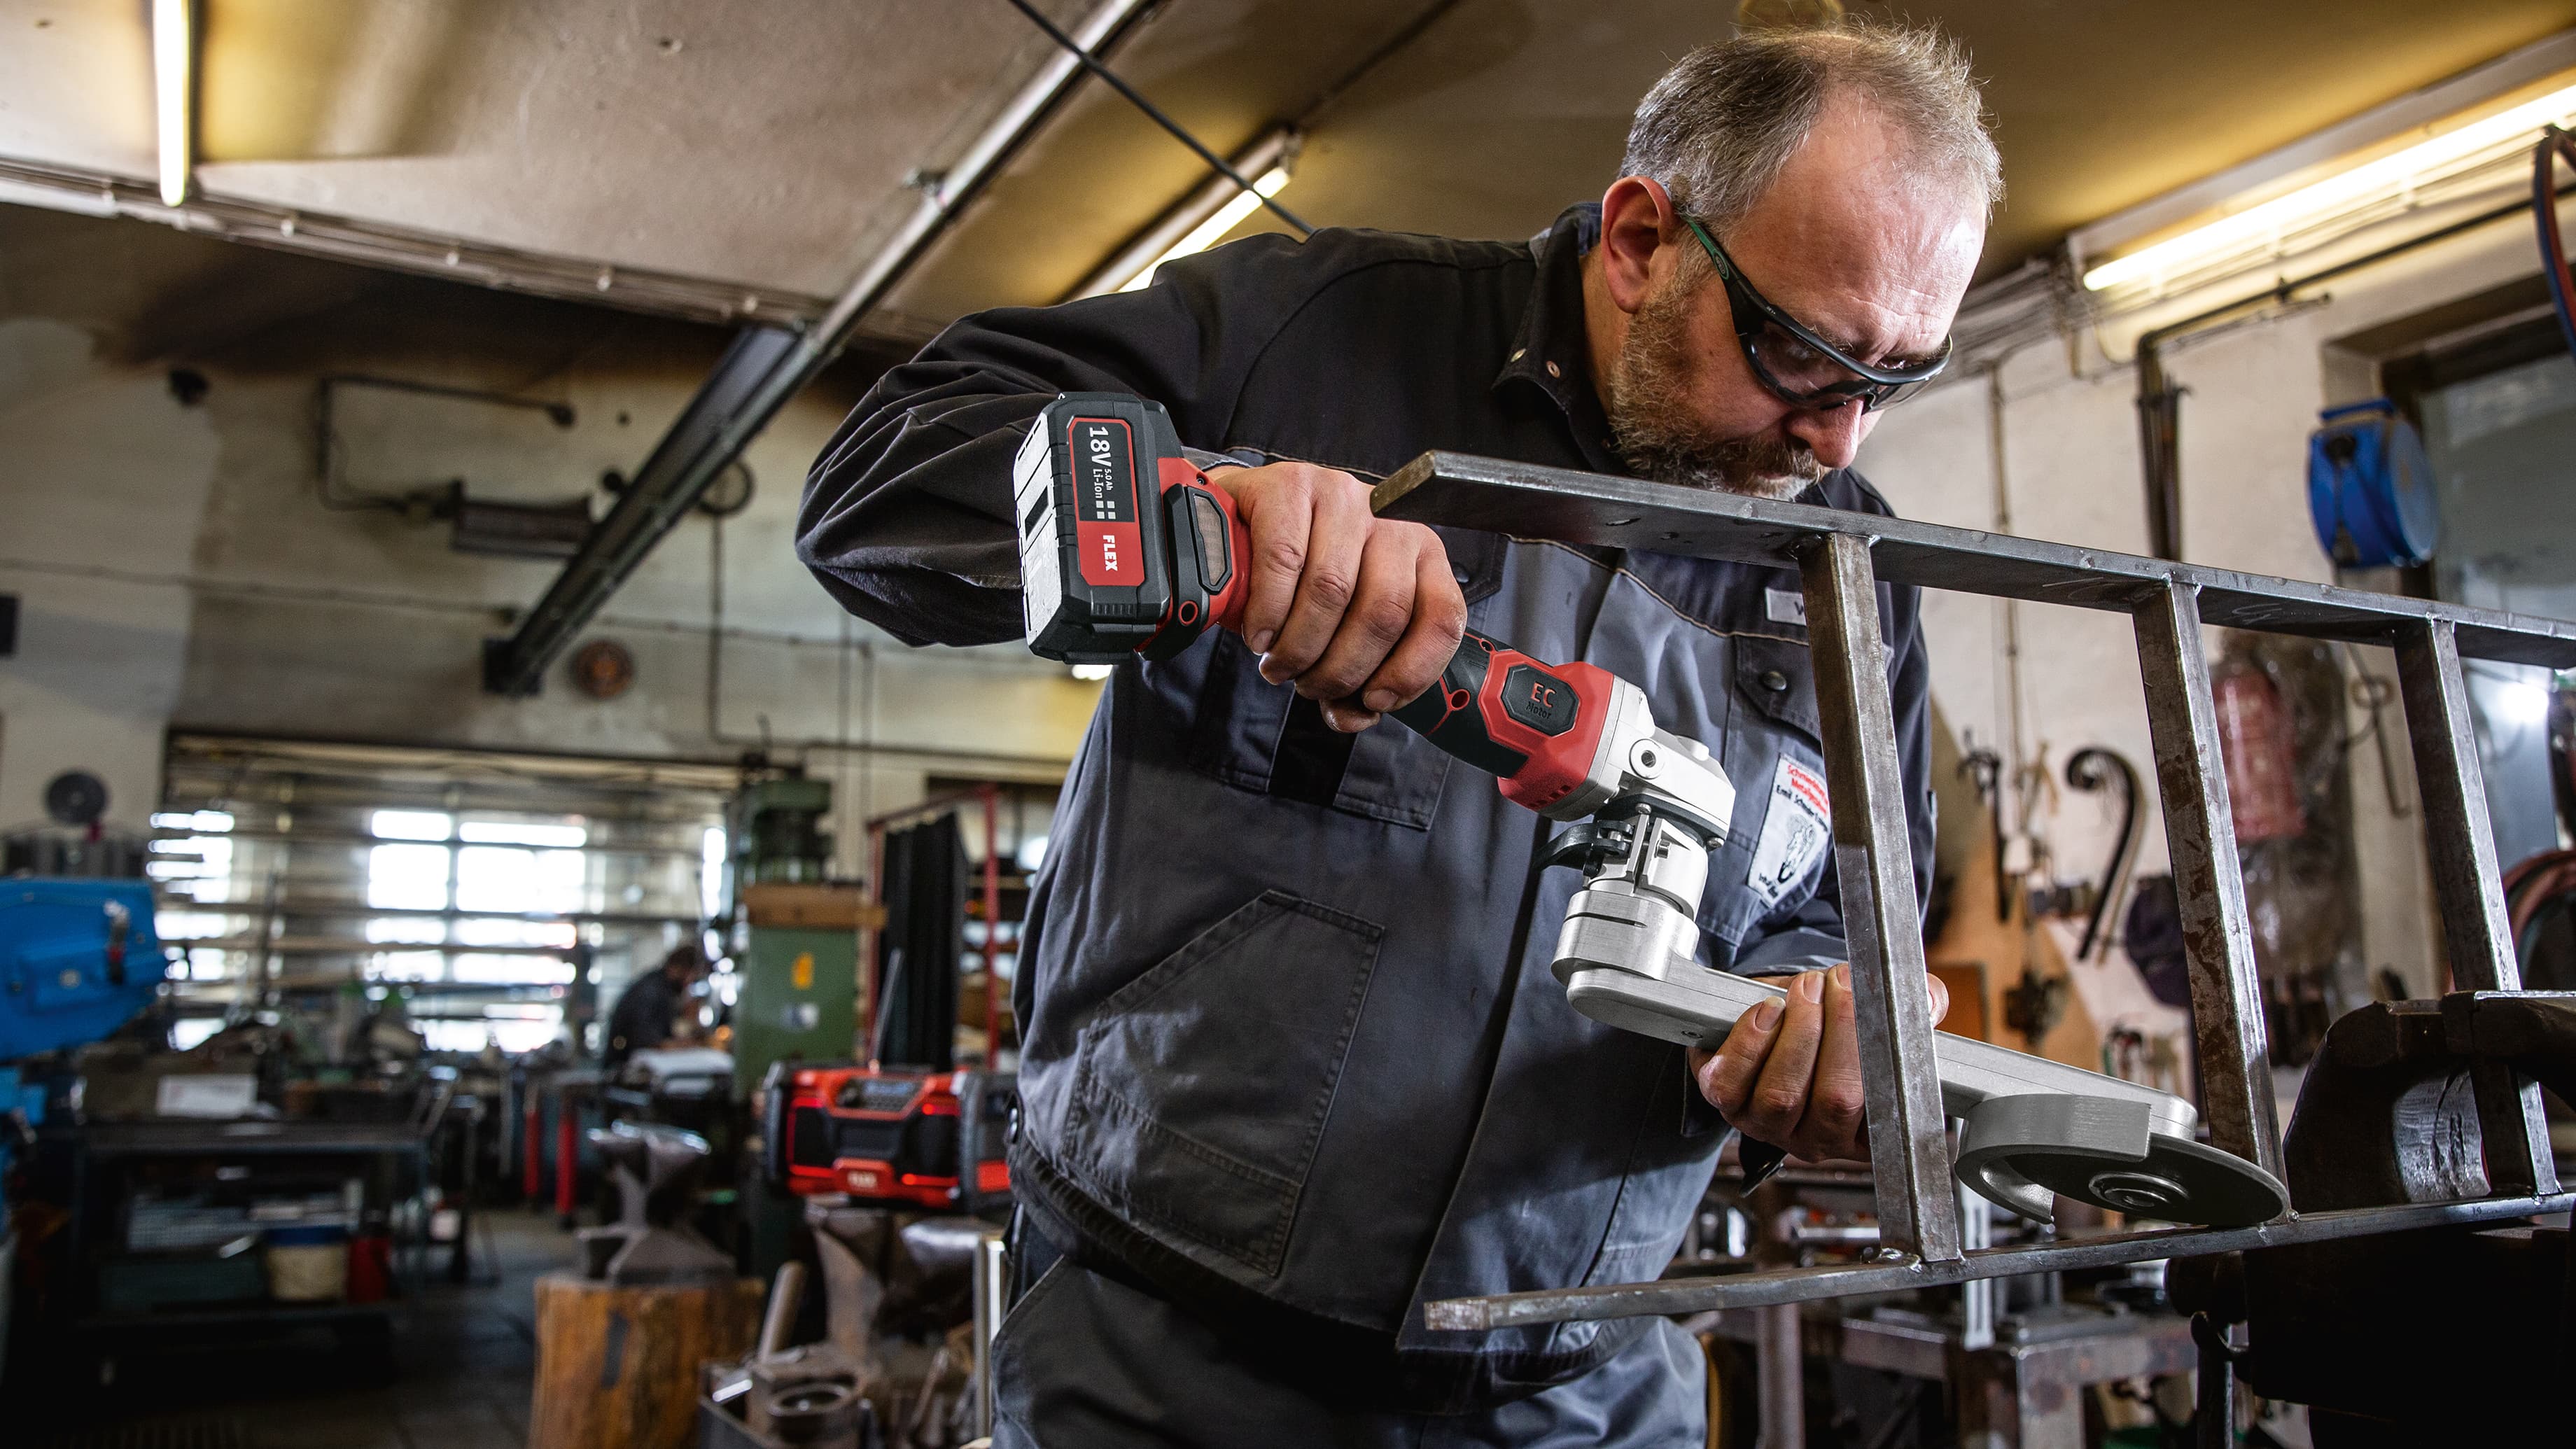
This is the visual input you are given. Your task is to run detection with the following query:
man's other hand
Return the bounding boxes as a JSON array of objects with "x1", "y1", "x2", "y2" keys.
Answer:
[
  {"x1": 1212, "y1": 461, "x2": 1466, "y2": 733},
  {"x1": 1686, "y1": 964, "x2": 1952, "y2": 1163}
]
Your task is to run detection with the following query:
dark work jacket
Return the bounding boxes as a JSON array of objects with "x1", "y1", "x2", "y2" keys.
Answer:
[
  {"x1": 603, "y1": 968, "x2": 680, "y2": 1072},
  {"x1": 799, "y1": 206, "x2": 1935, "y2": 1413}
]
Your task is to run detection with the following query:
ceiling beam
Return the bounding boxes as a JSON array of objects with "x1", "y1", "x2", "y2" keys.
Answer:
[
  {"x1": 0, "y1": 155, "x2": 841, "y2": 332},
  {"x1": 477, "y1": 0, "x2": 1158, "y2": 698}
]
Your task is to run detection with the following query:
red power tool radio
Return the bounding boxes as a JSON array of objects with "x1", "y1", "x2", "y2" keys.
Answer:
[
  {"x1": 762, "y1": 1063, "x2": 1014, "y2": 1210},
  {"x1": 1013, "y1": 392, "x2": 1674, "y2": 821}
]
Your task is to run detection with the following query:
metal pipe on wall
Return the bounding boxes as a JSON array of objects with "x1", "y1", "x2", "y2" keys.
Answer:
[{"x1": 2123, "y1": 177, "x2": 2575, "y2": 564}]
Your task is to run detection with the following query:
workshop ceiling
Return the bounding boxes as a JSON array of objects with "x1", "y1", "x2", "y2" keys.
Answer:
[{"x1": 1, "y1": 0, "x2": 2572, "y2": 337}]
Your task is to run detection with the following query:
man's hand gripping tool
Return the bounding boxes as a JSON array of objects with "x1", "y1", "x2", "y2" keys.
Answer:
[{"x1": 1014, "y1": 393, "x2": 2287, "y2": 1229}]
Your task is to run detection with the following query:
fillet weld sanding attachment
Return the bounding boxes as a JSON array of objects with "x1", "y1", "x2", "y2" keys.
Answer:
[{"x1": 1014, "y1": 392, "x2": 2288, "y2": 1229}]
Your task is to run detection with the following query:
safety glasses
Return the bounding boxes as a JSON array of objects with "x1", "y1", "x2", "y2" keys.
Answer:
[{"x1": 1681, "y1": 215, "x2": 1949, "y2": 412}]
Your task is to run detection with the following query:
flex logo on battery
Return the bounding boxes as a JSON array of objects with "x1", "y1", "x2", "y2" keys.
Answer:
[
  {"x1": 1746, "y1": 755, "x2": 1830, "y2": 910},
  {"x1": 1068, "y1": 416, "x2": 1144, "y2": 587}
]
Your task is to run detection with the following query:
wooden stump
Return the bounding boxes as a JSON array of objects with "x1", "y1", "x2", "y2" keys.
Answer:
[{"x1": 529, "y1": 1271, "x2": 763, "y2": 1449}]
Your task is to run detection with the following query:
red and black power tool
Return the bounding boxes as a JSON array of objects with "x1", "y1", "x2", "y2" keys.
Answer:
[
  {"x1": 1012, "y1": 392, "x2": 1733, "y2": 823},
  {"x1": 762, "y1": 1063, "x2": 1014, "y2": 1211}
]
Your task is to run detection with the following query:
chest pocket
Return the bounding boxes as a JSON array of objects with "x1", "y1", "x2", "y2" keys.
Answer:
[
  {"x1": 1158, "y1": 526, "x2": 1505, "y2": 831},
  {"x1": 1710, "y1": 631, "x2": 1835, "y2": 946}
]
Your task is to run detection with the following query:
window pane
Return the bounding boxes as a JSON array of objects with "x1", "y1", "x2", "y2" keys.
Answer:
[
  {"x1": 450, "y1": 954, "x2": 575, "y2": 986},
  {"x1": 372, "y1": 950, "x2": 444, "y2": 981},
  {"x1": 454, "y1": 846, "x2": 587, "y2": 914},
  {"x1": 460, "y1": 820, "x2": 588, "y2": 848},
  {"x1": 454, "y1": 917, "x2": 576, "y2": 950},
  {"x1": 367, "y1": 844, "x2": 450, "y2": 911},
  {"x1": 421, "y1": 1010, "x2": 560, "y2": 1055},
  {"x1": 371, "y1": 810, "x2": 454, "y2": 841},
  {"x1": 366, "y1": 916, "x2": 446, "y2": 946},
  {"x1": 157, "y1": 910, "x2": 227, "y2": 942},
  {"x1": 151, "y1": 810, "x2": 232, "y2": 833}
]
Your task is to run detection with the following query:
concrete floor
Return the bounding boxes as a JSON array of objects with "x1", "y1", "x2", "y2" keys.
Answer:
[{"x1": 23, "y1": 1210, "x2": 564, "y2": 1449}]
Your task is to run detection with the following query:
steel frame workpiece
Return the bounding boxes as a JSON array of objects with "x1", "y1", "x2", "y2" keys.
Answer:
[{"x1": 1372, "y1": 451, "x2": 2576, "y2": 1331}]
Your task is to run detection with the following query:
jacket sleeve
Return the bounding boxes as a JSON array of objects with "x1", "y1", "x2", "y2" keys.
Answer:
[
  {"x1": 797, "y1": 235, "x2": 1322, "y2": 648},
  {"x1": 1728, "y1": 576, "x2": 1938, "y2": 979}
]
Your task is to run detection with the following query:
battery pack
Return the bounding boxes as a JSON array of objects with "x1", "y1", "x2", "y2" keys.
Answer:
[{"x1": 1015, "y1": 393, "x2": 1184, "y2": 664}]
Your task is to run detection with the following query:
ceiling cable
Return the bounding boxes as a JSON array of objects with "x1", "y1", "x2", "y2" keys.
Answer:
[{"x1": 998, "y1": 0, "x2": 1316, "y2": 238}]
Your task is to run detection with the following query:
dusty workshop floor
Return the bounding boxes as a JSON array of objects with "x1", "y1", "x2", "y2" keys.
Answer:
[{"x1": 23, "y1": 1210, "x2": 563, "y2": 1449}]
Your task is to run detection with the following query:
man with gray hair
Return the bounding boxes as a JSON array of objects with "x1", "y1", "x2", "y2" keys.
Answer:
[{"x1": 802, "y1": 20, "x2": 1994, "y2": 1445}]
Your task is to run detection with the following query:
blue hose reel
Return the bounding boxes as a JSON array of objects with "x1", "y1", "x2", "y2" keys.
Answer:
[{"x1": 2307, "y1": 399, "x2": 2440, "y2": 568}]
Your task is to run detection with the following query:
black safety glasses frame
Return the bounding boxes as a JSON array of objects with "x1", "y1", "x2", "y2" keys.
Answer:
[{"x1": 1681, "y1": 215, "x2": 1949, "y2": 412}]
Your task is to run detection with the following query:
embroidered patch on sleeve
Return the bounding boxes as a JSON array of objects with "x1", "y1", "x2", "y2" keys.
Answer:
[{"x1": 1746, "y1": 755, "x2": 1831, "y2": 910}]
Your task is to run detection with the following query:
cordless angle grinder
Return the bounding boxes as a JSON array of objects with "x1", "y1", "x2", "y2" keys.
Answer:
[{"x1": 1011, "y1": 393, "x2": 2288, "y2": 1229}]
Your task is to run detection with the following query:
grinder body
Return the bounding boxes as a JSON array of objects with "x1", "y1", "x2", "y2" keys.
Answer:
[{"x1": 1013, "y1": 395, "x2": 1723, "y2": 825}]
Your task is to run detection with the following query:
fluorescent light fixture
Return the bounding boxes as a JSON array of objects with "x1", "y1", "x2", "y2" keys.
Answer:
[
  {"x1": 1072, "y1": 128, "x2": 1300, "y2": 299},
  {"x1": 2082, "y1": 72, "x2": 2576, "y2": 293},
  {"x1": 1119, "y1": 166, "x2": 1292, "y2": 292},
  {"x1": 152, "y1": 0, "x2": 194, "y2": 206}
]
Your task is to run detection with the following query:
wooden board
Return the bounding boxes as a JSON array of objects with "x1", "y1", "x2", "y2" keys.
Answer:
[
  {"x1": 1928, "y1": 962, "x2": 1991, "y2": 1042},
  {"x1": 529, "y1": 1272, "x2": 763, "y2": 1449},
  {"x1": 743, "y1": 883, "x2": 883, "y2": 931}
]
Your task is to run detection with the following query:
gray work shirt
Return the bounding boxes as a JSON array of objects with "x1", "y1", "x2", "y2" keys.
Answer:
[{"x1": 799, "y1": 204, "x2": 1935, "y2": 1413}]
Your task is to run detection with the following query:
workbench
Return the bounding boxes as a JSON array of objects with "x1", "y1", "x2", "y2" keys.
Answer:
[{"x1": 47, "y1": 1110, "x2": 441, "y2": 1382}]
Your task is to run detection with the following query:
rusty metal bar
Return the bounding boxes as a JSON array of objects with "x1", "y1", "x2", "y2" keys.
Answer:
[
  {"x1": 2131, "y1": 580, "x2": 2283, "y2": 1179},
  {"x1": 1423, "y1": 1191, "x2": 2571, "y2": 1330},
  {"x1": 1754, "y1": 1304, "x2": 1803, "y2": 1448},
  {"x1": 1373, "y1": 453, "x2": 2576, "y2": 669},
  {"x1": 2395, "y1": 619, "x2": 2562, "y2": 1196},
  {"x1": 1798, "y1": 533, "x2": 1959, "y2": 1264}
]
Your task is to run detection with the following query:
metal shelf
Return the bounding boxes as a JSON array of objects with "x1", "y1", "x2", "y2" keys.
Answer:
[
  {"x1": 75, "y1": 1119, "x2": 435, "y2": 1158},
  {"x1": 78, "y1": 1300, "x2": 395, "y2": 1333},
  {"x1": 160, "y1": 899, "x2": 701, "y2": 927}
]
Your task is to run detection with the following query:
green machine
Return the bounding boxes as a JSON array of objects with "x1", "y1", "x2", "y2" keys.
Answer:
[
  {"x1": 724, "y1": 774, "x2": 862, "y2": 1096},
  {"x1": 720, "y1": 771, "x2": 865, "y2": 1279}
]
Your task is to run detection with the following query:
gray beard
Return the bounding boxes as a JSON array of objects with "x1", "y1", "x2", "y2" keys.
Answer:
[{"x1": 1604, "y1": 279, "x2": 1825, "y2": 501}]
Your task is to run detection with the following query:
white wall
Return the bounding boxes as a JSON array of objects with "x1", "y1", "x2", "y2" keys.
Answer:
[
  {"x1": 0, "y1": 317, "x2": 218, "y2": 833},
  {"x1": 1860, "y1": 217, "x2": 2556, "y2": 995},
  {"x1": 0, "y1": 218, "x2": 1096, "y2": 874}
]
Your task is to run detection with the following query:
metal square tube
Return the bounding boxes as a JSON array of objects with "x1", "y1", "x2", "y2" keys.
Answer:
[
  {"x1": 1797, "y1": 533, "x2": 1960, "y2": 1264},
  {"x1": 1373, "y1": 453, "x2": 2576, "y2": 668},
  {"x1": 2395, "y1": 618, "x2": 2561, "y2": 1196},
  {"x1": 1422, "y1": 1191, "x2": 2570, "y2": 1329},
  {"x1": 2130, "y1": 581, "x2": 2283, "y2": 1179}
]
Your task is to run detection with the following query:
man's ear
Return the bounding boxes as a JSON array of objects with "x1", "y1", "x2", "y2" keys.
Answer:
[{"x1": 1597, "y1": 176, "x2": 1678, "y2": 316}]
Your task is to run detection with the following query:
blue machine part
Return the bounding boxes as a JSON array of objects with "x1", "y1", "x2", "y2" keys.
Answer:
[
  {"x1": 2307, "y1": 399, "x2": 2442, "y2": 568},
  {"x1": 0, "y1": 1064, "x2": 40, "y2": 1205},
  {"x1": 0, "y1": 878, "x2": 167, "y2": 1061}
]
